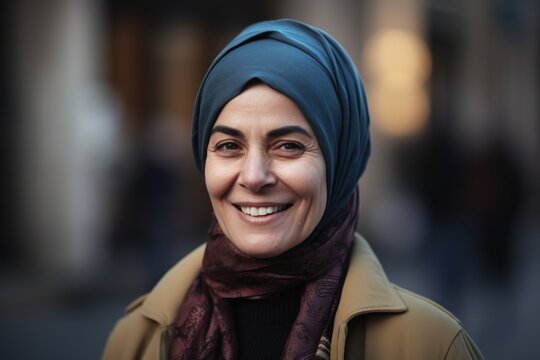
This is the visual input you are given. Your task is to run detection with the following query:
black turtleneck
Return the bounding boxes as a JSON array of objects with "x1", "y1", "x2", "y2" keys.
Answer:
[{"x1": 231, "y1": 286, "x2": 303, "y2": 360}]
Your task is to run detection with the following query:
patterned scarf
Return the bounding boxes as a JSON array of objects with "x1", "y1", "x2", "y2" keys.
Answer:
[{"x1": 169, "y1": 190, "x2": 359, "y2": 360}]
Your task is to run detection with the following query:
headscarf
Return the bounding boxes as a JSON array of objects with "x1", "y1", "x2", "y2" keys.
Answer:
[
  {"x1": 170, "y1": 19, "x2": 371, "y2": 359},
  {"x1": 192, "y1": 18, "x2": 370, "y2": 229}
]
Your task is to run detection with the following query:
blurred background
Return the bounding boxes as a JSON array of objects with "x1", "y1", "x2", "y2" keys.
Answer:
[{"x1": 1, "y1": 0, "x2": 538, "y2": 358}]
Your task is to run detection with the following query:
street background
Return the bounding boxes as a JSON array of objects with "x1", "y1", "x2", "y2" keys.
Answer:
[{"x1": 1, "y1": 0, "x2": 539, "y2": 358}]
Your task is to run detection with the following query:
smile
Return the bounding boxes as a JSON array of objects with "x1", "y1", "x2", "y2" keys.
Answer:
[{"x1": 236, "y1": 204, "x2": 291, "y2": 217}]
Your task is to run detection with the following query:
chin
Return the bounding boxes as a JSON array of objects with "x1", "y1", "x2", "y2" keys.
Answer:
[{"x1": 232, "y1": 233, "x2": 290, "y2": 259}]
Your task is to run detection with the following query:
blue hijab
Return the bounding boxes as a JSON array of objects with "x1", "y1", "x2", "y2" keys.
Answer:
[{"x1": 192, "y1": 19, "x2": 371, "y2": 228}]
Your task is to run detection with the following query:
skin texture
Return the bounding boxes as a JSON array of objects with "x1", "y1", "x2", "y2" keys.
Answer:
[{"x1": 205, "y1": 83, "x2": 327, "y2": 258}]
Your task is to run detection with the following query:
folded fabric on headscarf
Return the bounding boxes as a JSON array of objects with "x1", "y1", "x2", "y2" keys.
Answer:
[{"x1": 192, "y1": 18, "x2": 371, "y2": 227}]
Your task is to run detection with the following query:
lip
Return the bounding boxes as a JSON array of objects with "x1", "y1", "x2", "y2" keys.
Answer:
[
  {"x1": 232, "y1": 202, "x2": 292, "y2": 225},
  {"x1": 234, "y1": 202, "x2": 291, "y2": 207}
]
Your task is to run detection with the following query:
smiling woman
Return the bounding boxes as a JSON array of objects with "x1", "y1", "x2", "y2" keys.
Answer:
[
  {"x1": 205, "y1": 83, "x2": 327, "y2": 258},
  {"x1": 102, "y1": 19, "x2": 483, "y2": 360}
]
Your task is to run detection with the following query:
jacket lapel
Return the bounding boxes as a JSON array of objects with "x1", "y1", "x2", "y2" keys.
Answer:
[
  {"x1": 139, "y1": 243, "x2": 206, "y2": 326},
  {"x1": 331, "y1": 234, "x2": 407, "y2": 359},
  {"x1": 138, "y1": 244, "x2": 206, "y2": 360}
]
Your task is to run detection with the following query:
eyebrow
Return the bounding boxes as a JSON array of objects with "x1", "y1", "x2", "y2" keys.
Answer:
[
  {"x1": 267, "y1": 126, "x2": 313, "y2": 139},
  {"x1": 210, "y1": 125, "x2": 245, "y2": 139},
  {"x1": 210, "y1": 125, "x2": 313, "y2": 140}
]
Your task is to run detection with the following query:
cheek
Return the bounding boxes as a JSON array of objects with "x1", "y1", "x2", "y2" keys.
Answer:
[
  {"x1": 303, "y1": 162, "x2": 327, "y2": 216},
  {"x1": 307, "y1": 175, "x2": 327, "y2": 215},
  {"x1": 280, "y1": 160, "x2": 327, "y2": 202},
  {"x1": 204, "y1": 158, "x2": 232, "y2": 199}
]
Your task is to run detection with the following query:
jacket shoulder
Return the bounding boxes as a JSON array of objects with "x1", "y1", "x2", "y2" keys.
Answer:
[
  {"x1": 102, "y1": 300, "x2": 163, "y2": 360},
  {"x1": 350, "y1": 286, "x2": 483, "y2": 359},
  {"x1": 391, "y1": 287, "x2": 483, "y2": 359},
  {"x1": 102, "y1": 244, "x2": 206, "y2": 360},
  {"x1": 393, "y1": 285, "x2": 462, "y2": 328},
  {"x1": 125, "y1": 294, "x2": 148, "y2": 313}
]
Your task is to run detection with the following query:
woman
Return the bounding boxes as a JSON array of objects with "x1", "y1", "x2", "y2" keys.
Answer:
[{"x1": 103, "y1": 19, "x2": 483, "y2": 359}]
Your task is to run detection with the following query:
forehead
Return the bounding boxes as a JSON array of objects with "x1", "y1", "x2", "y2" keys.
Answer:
[{"x1": 214, "y1": 83, "x2": 314, "y2": 133}]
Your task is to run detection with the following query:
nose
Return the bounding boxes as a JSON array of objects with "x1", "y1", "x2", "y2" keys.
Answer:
[{"x1": 238, "y1": 149, "x2": 277, "y2": 192}]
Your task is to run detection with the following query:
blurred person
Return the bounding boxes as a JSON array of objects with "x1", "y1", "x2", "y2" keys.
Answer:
[
  {"x1": 109, "y1": 116, "x2": 189, "y2": 287},
  {"x1": 103, "y1": 19, "x2": 482, "y2": 359},
  {"x1": 420, "y1": 131, "x2": 473, "y2": 313},
  {"x1": 465, "y1": 139, "x2": 524, "y2": 282}
]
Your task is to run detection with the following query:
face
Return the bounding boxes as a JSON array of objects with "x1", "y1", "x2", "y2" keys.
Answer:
[{"x1": 205, "y1": 83, "x2": 327, "y2": 258}]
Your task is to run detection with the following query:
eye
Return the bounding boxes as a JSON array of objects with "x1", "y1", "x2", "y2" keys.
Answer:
[
  {"x1": 214, "y1": 141, "x2": 243, "y2": 156},
  {"x1": 217, "y1": 142, "x2": 239, "y2": 151},
  {"x1": 274, "y1": 141, "x2": 305, "y2": 157},
  {"x1": 281, "y1": 142, "x2": 303, "y2": 150}
]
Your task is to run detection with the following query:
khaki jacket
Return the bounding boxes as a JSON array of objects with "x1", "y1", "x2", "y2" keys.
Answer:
[{"x1": 103, "y1": 234, "x2": 483, "y2": 359}]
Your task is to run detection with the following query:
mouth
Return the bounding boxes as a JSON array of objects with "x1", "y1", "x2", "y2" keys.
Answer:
[{"x1": 234, "y1": 204, "x2": 292, "y2": 217}]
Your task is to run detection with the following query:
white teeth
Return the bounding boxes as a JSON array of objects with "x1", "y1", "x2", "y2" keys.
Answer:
[{"x1": 240, "y1": 205, "x2": 285, "y2": 216}]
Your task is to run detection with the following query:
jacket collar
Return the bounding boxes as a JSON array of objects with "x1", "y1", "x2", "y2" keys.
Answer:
[
  {"x1": 139, "y1": 233, "x2": 407, "y2": 328},
  {"x1": 334, "y1": 233, "x2": 407, "y2": 325},
  {"x1": 329, "y1": 234, "x2": 407, "y2": 358},
  {"x1": 139, "y1": 243, "x2": 206, "y2": 326}
]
